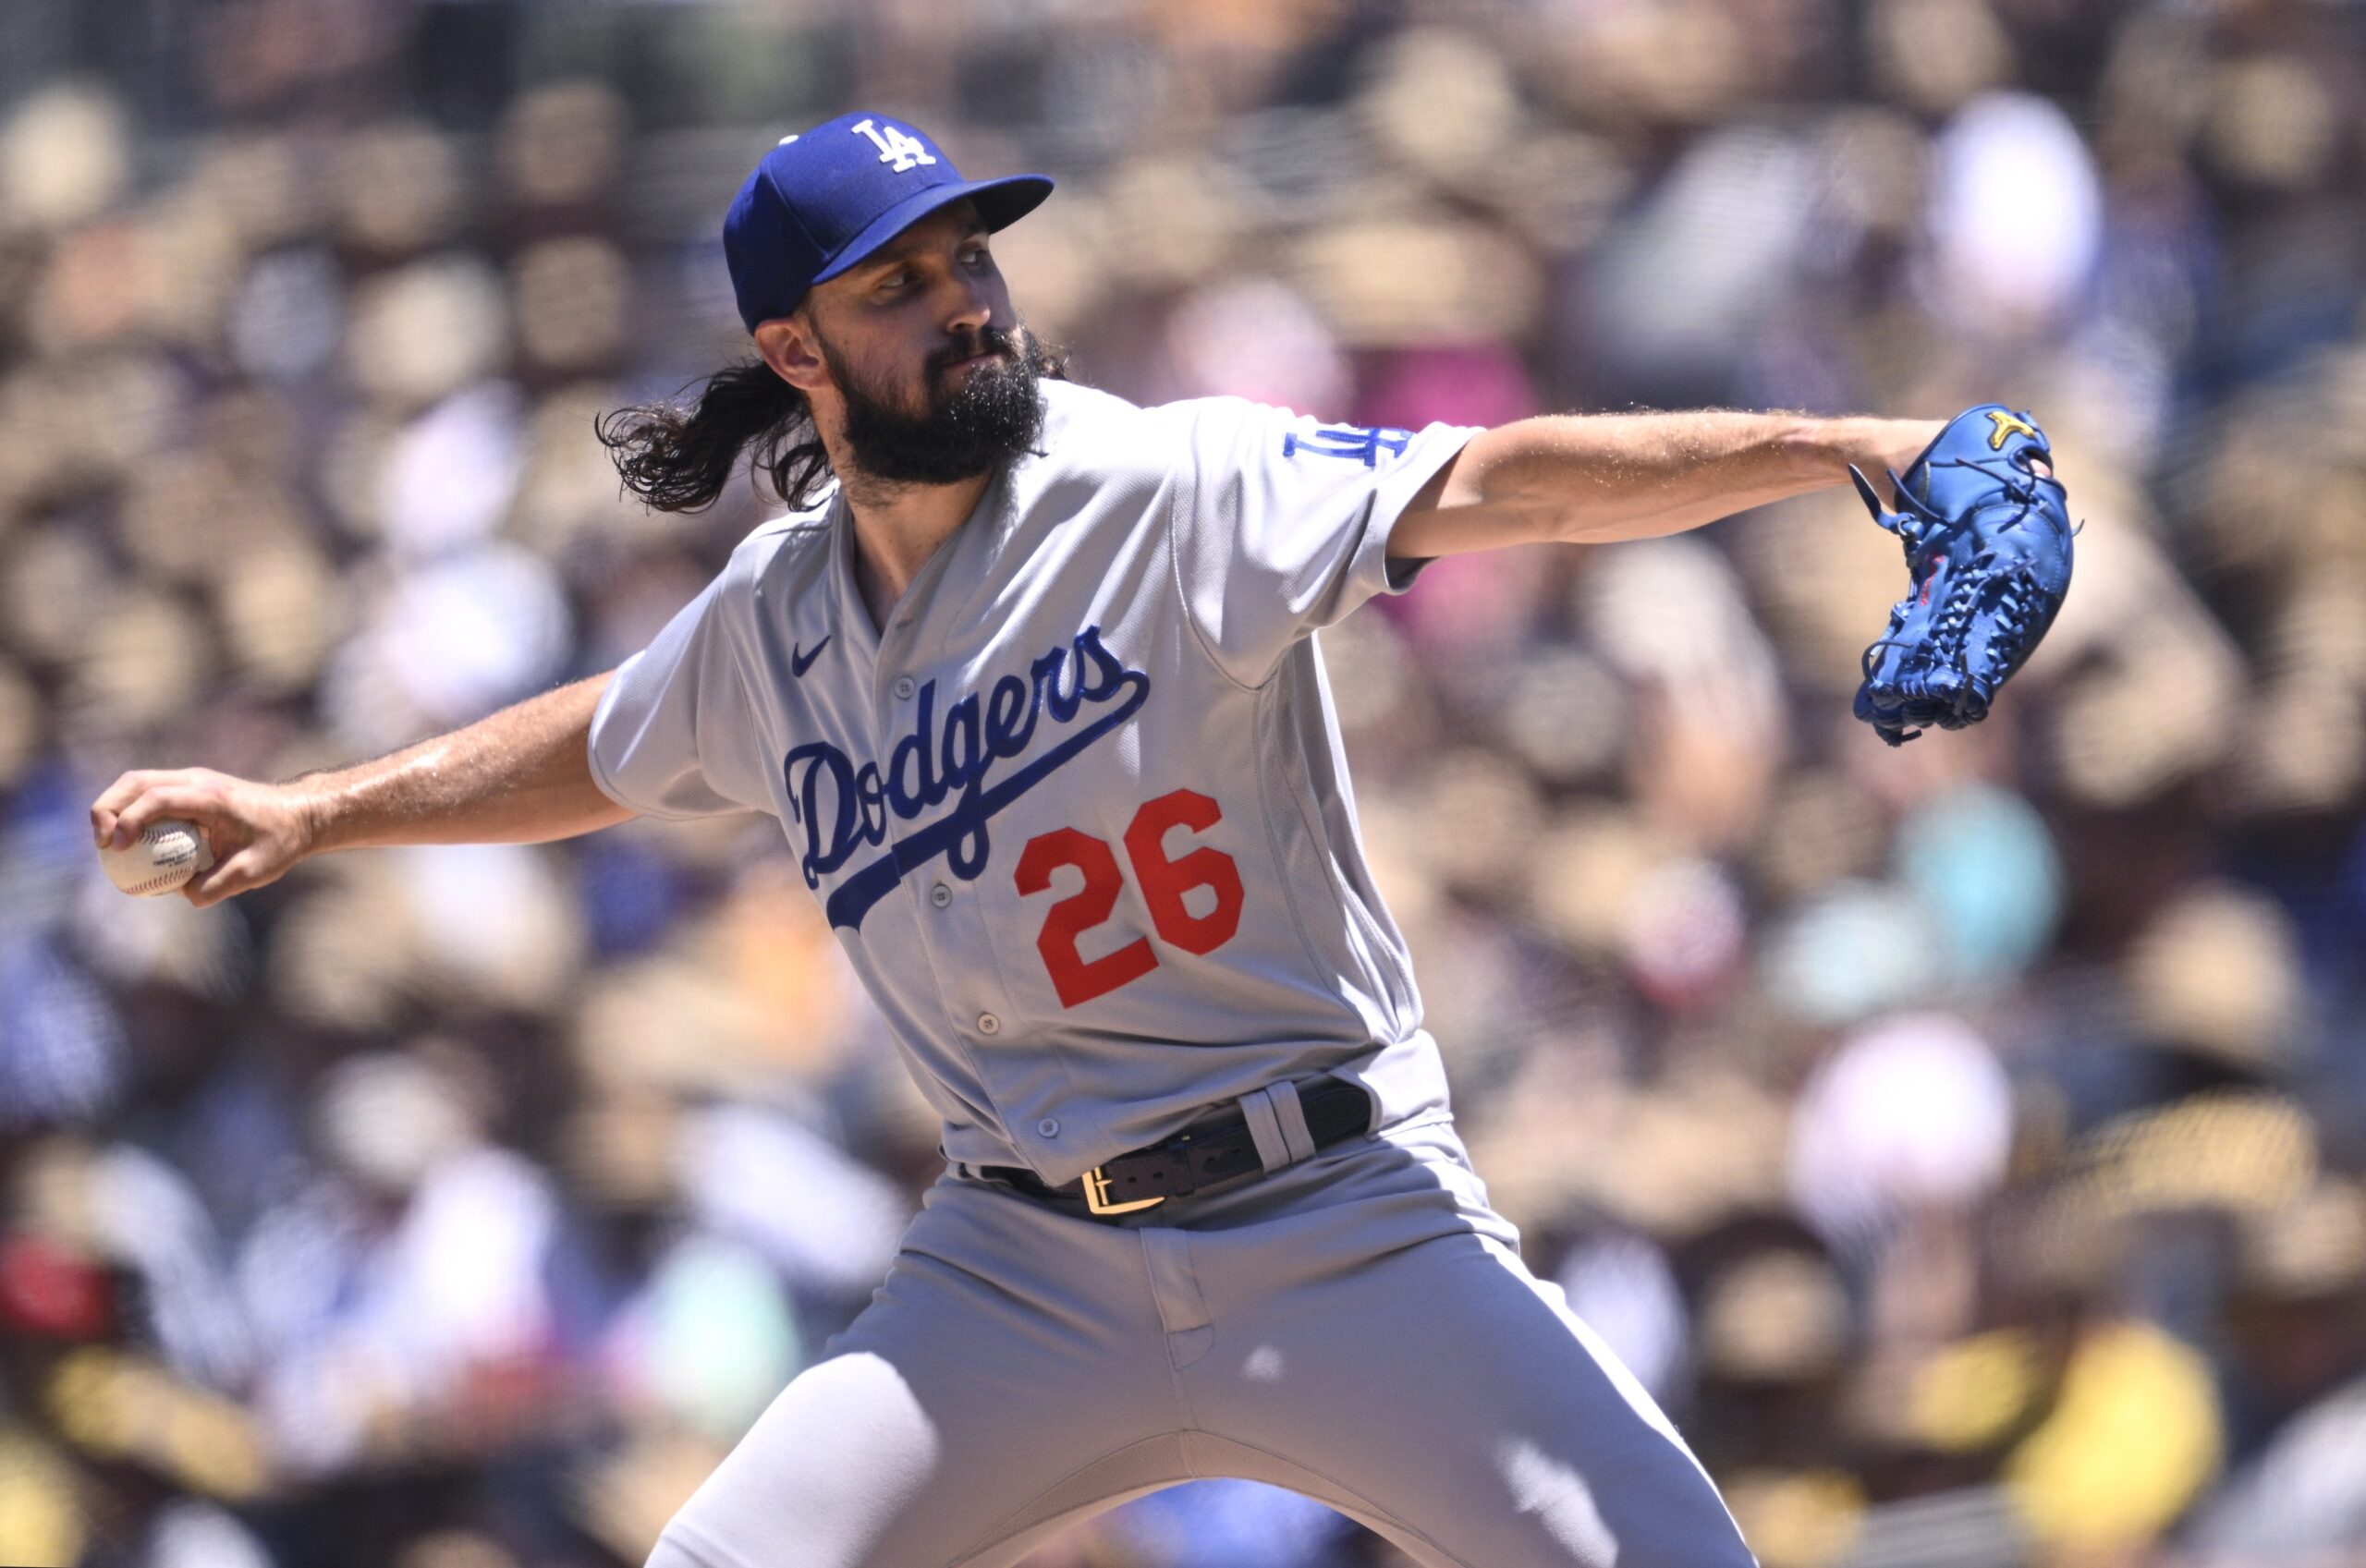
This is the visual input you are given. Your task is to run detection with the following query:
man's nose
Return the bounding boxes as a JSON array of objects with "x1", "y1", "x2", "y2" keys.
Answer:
[{"x1": 941, "y1": 273, "x2": 993, "y2": 336}]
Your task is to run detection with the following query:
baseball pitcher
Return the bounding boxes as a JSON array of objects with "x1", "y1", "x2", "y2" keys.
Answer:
[{"x1": 91, "y1": 115, "x2": 2066, "y2": 1567}]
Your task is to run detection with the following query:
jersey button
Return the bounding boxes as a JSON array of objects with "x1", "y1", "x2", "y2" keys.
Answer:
[
  {"x1": 976, "y1": 1012, "x2": 1001, "y2": 1035},
  {"x1": 930, "y1": 882, "x2": 952, "y2": 908},
  {"x1": 1037, "y1": 1118, "x2": 1060, "y2": 1138},
  {"x1": 893, "y1": 676, "x2": 916, "y2": 700}
]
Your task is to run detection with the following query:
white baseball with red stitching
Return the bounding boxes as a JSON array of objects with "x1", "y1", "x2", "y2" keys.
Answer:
[{"x1": 98, "y1": 820, "x2": 214, "y2": 897}]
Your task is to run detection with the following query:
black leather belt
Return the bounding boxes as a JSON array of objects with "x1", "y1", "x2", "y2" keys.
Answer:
[{"x1": 981, "y1": 1075, "x2": 1374, "y2": 1219}]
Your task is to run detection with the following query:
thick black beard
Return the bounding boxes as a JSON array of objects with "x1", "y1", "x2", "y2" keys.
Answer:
[{"x1": 822, "y1": 323, "x2": 1048, "y2": 489}]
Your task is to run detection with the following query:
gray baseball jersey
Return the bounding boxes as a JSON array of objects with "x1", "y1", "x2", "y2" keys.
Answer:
[{"x1": 587, "y1": 378, "x2": 1480, "y2": 1185}]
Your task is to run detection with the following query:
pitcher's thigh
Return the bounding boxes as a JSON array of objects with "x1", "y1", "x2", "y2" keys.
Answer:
[
  {"x1": 1200, "y1": 1231, "x2": 1759, "y2": 1568},
  {"x1": 644, "y1": 1247, "x2": 1181, "y2": 1568},
  {"x1": 645, "y1": 1347, "x2": 967, "y2": 1568}
]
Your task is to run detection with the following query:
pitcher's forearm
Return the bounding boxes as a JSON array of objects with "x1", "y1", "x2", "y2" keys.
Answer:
[
  {"x1": 1479, "y1": 411, "x2": 1935, "y2": 542},
  {"x1": 296, "y1": 673, "x2": 634, "y2": 852},
  {"x1": 1395, "y1": 411, "x2": 1945, "y2": 560}
]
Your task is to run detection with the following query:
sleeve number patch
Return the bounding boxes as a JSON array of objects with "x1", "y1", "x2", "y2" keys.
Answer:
[
  {"x1": 1014, "y1": 788, "x2": 1245, "y2": 1007},
  {"x1": 1283, "y1": 424, "x2": 1411, "y2": 467}
]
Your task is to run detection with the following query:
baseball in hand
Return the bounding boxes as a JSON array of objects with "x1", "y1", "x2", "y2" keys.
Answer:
[{"x1": 99, "y1": 820, "x2": 214, "y2": 897}]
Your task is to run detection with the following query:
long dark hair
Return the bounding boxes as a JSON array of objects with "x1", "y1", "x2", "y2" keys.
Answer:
[
  {"x1": 594, "y1": 334, "x2": 1071, "y2": 516},
  {"x1": 594, "y1": 359, "x2": 834, "y2": 516}
]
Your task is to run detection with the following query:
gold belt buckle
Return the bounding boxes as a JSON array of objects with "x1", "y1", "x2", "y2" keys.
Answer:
[{"x1": 1082, "y1": 1164, "x2": 1165, "y2": 1215}]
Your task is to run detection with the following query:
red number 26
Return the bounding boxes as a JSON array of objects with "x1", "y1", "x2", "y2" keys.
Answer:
[{"x1": 1013, "y1": 788, "x2": 1245, "y2": 1008}]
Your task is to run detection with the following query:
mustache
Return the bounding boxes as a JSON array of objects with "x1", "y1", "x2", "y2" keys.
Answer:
[{"x1": 929, "y1": 325, "x2": 1021, "y2": 378}]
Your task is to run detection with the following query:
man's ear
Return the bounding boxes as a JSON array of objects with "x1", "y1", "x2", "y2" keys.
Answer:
[{"x1": 753, "y1": 313, "x2": 830, "y2": 395}]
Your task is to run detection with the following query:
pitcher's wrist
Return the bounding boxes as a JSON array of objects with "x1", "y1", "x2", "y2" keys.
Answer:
[
  {"x1": 281, "y1": 774, "x2": 345, "y2": 857},
  {"x1": 1780, "y1": 417, "x2": 1890, "y2": 485}
]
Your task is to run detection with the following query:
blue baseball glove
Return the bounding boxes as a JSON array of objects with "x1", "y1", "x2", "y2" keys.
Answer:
[{"x1": 1847, "y1": 404, "x2": 2077, "y2": 747}]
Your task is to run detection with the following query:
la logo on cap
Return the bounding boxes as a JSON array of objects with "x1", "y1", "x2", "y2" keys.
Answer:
[{"x1": 850, "y1": 117, "x2": 938, "y2": 174}]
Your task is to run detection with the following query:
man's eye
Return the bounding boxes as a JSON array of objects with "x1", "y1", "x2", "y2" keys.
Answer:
[{"x1": 963, "y1": 247, "x2": 991, "y2": 269}]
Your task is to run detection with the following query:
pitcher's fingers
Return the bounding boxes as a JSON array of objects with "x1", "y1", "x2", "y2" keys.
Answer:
[
  {"x1": 113, "y1": 782, "x2": 225, "y2": 846},
  {"x1": 91, "y1": 770, "x2": 174, "y2": 846}
]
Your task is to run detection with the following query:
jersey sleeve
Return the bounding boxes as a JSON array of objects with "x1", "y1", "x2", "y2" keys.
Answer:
[
  {"x1": 1169, "y1": 398, "x2": 1482, "y2": 687},
  {"x1": 586, "y1": 565, "x2": 774, "y2": 820}
]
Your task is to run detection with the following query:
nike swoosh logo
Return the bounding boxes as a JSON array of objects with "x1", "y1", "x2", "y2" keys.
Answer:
[{"x1": 791, "y1": 637, "x2": 831, "y2": 677}]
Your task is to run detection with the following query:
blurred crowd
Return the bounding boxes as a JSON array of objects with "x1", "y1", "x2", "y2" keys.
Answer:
[{"x1": 2, "y1": 1, "x2": 2364, "y2": 1566}]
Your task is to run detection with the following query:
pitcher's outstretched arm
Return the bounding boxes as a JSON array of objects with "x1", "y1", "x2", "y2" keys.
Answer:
[{"x1": 89, "y1": 671, "x2": 634, "y2": 908}]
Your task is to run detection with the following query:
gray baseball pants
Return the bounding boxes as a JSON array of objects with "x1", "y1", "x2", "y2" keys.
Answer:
[{"x1": 643, "y1": 1112, "x2": 1760, "y2": 1568}]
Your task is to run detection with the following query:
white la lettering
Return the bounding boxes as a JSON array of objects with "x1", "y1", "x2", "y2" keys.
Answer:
[{"x1": 849, "y1": 117, "x2": 938, "y2": 174}]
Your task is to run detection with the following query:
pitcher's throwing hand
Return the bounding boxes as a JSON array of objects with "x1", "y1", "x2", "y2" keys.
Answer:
[{"x1": 90, "y1": 768, "x2": 318, "y2": 908}]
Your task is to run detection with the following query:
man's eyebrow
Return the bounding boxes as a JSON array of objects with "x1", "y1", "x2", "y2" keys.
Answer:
[{"x1": 854, "y1": 224, "x2": 993, "y2": 275}]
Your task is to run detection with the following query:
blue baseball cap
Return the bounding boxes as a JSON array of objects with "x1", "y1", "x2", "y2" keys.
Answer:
[{"x1": 723, "y1": 112, "x2": 1054, "y2": 334}]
